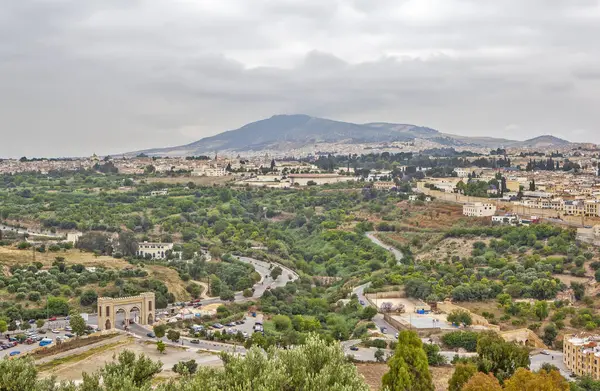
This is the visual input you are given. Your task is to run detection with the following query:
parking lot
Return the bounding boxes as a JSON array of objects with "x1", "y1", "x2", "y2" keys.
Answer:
[{"x1": 1, "y1": 324, "x2": 73, "y2": 358}]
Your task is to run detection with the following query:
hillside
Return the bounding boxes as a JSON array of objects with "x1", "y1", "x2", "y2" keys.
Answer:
[{"x1": 130, "y1": 114, "x2": 573, "y2": 156}]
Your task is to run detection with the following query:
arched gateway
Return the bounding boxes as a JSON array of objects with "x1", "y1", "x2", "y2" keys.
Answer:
[{"x1": 97, "y1": 292, "x2": 155, "y2": 331}]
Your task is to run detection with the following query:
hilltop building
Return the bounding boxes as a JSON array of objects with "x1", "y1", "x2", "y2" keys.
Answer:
[{"x1": 137, "y1": 242, "x2": 173, "y2": 259}]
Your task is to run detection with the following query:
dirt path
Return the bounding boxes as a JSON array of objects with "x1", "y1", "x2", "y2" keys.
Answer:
[{"x1": 190, "y1": 280, "x2": 213, "y2": 300}]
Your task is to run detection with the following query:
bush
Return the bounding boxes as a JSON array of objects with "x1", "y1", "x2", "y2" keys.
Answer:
[{"x1": 441, "y1": 331, "x2": 478, "y2": 352}]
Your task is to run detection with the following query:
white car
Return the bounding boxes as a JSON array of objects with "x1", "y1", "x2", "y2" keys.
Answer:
[{"x1": 52, "y1": 329, "x2": 60, "y2": 334}]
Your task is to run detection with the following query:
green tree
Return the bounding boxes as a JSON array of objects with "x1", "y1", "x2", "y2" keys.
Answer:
[
  {"x1": 542, "y1": 323, "x2": 559, "y2": 347},
  {"x1": 157, "y1": 340, "x2": 166, "y2": 354},
  {"x1": 80, "y1": 290, "x2": 98, "y2": 306},
  {"x1": 448, "y1": 363, "x2": 477, "y2": 391},
  {"x1": 167, "y1": 329, "x2": 181, "y2": 343},
  {"x1": 98, "y1": 350, "x2": 162, "y2": 389},
  {"x1": 375, "y1": 348, "x2": 386, "y2": 363},
  {"x1": 476, "y1": 331, "x2": 530, "y2": 382},
  {"x1": 35, "y1": 319, "x2": 45, "y2": 329},
  {"x1": 572, "y1": 282, "x2": 585, "y2": 301},
  {"x1": 270, "y1": 265, "x2": 283, "y2": 280},
  {"x1": 0, "y1": 356, "x2": 54, "y2": 391},
  {"x1": 173, "y1": 360, "x2": 198, "y2": 375},
  {"x1": 382, "y1": 330, "x2": 434, "y2": 391},
  {"x1": 153, "y1": 324, "x2": 167, "y2": 338},
  {"x1": 20, "y1": 322, "x2": 31, "y2": 331},
  {"x1": 47, "y1": 296, "x2": 69, "y2": 316},
  {"x1": 0, "y1": 320, "x2": 7, "y2": 333},
  {"x1": 360, "y1": 306, "x2": 378, "y2": 320},
  {"x1": 423, "y1": 343, "x2": 446, "y2": 366},
  {"x1": 534, "y1": 301, "x2": 549, "y2": 321},
  {"x1": 69, "y1": 312, "x2": 87, "y2": 336},
  {"x1": 447, "y1": 310, "x2": 473, "y2": 327},
  {"x1": 162, "y1": 333, "x2": 368, "y2": 391},
  {"x1": 272, "y1": 315, "x2": 292, "y2": 331}
]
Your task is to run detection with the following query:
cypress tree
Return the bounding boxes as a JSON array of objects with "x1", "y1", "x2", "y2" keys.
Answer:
[{"x1": 382, "y1": 330, "x2": 434, "y2": 391}]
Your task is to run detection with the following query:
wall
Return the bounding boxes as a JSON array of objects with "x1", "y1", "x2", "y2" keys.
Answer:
[{"x1": 500, "y1": 328, "x2": 547, "y2": 349}]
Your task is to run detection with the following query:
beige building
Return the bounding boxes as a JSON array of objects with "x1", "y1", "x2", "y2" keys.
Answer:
[
  {"x1": 564, "y1": 334, "x2": 600, "y2": 378},
  {"x1": 137, "y1": 242, "x2": 174, "y2": 259},
  {"x1": 373, "y1": 181, "x2": 396, "y2": 190},
  {"x1": 463, "y1": 202, "x2": 497, "y2": 217}
]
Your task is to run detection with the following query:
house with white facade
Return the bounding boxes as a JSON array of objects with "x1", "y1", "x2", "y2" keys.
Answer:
[
  {"x1": 463, "y1": 202, "x2": 497, "y2": 217},
  {"x1": 137, "y1": 242, "x2": 174, "y2": 259}
]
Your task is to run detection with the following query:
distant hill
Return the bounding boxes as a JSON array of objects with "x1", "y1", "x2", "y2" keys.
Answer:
[
  {"x1": 130, "y1": 114, "x2": 573, "y2": 156},
  {"x1": 512, "y1": 135, "x2": 571, "y2": 148}
]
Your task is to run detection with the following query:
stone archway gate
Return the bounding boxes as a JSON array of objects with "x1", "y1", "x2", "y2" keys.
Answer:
[{"x1": 98, "y1": 292, "x2": 155, "y2": 331}]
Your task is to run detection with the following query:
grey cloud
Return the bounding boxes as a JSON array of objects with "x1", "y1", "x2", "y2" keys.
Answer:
[{"x1": 1, "y1": 0, "x2": 599, "y2": 157}]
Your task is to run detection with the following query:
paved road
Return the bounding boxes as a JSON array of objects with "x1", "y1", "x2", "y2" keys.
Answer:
[
  {"x1": 365, "y1": 232, "x2": 403, "y2": 263},
  {"x1": 128, "y1": 322, "x2": 247, "y2": 355},
  {"x1": 165, "y1": 256, "x2": 299, "y2": 308},
  {"x1": 353, "y1": 283, "x2": 398, "y2": 336},
  {"x1": 530, "y1": 350, "x2": 572, "y2": 379}
]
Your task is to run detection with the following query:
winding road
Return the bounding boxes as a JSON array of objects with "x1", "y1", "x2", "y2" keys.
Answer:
[
  {"x1": 365, "y1": 231, "x2": 403, "y2": 263},
  {"x1": 351, "y1": 231, "x2": 408, "y2": 336}
]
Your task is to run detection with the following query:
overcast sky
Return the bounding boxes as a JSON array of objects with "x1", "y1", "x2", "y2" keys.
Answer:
[{"x1": 1, "y1": 0, "x2": 600, "y2": 157}]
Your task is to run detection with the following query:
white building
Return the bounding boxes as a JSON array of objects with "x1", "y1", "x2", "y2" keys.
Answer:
[
  {"x1": 137, "y1": 242, "x2": 174, "y2": 259},
  {"x1": 150, "y1": 189, "x2": 168, "y2": 196},
  {"x1": 463, "y1": 202, "x2": 497, "y2": 217},
  {"x1": 192, "y1": 166, "x2": 227, "y2": 177}
]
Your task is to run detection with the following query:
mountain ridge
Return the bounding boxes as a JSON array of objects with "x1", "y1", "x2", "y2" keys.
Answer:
[{"x1": 130, "y1": 114, "x2": 572, "y2": 156}]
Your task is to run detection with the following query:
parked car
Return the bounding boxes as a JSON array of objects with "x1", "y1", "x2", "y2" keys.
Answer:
[
  {"x1": 350, "y1": 346, "x2": 359, "y2": 351},
  {"x1": 39, "y1": 338, "x2": 53, "y2": 347},
  {"x1": 9, "y1": 351, "x2": 20, "y2": 356},
  {"x1": 212, "y1": 323, "x2": 223, "y2": 329},
  {"x1": 65, "y1": 333, "x2": 74, "y2": 338},
  {"x1": 48, "y1": 317, "x2": 57, "y2": 321},
  {"x1": 65, "y1": 326, "x2": 72, "y2": 332},
  {"x1": 359, "y1": 300, "x2": 365, "y2": 306},
  {"x1": 146, "y1": 332, "x2": 156, "y2": 338},
  {"x1": 225, "y1": 322, "x2": 236, "y2": 327},
  {"x1": 190, "y1": 339, "x2": 200, "y2": 344},
  {"x1": 28, "y1": 319, "x2": 36, "y2": 324},
  {"x1": 51, "y1": 329, "x2": 60, "y2": 334}
]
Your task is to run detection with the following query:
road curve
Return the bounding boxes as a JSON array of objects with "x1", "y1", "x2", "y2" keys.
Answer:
[{"x1": 365, "y1": 231, "x2": 403, "y2": 263}]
